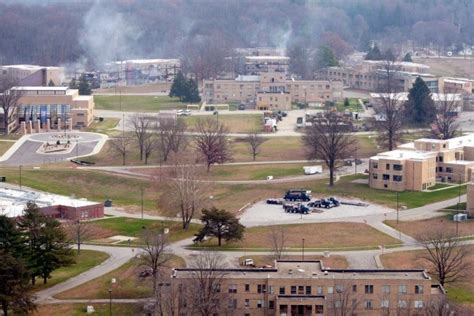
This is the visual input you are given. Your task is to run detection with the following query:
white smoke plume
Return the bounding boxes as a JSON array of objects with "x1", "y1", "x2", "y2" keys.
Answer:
[{"x1": 79, "y1": 0, "x2": 143, "y2": 66}]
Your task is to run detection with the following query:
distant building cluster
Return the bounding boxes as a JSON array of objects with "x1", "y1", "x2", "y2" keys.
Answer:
[
  {"x1": 317, "y1": 60, "x2": 474, "y2": 96},
  {"x1": 204, "y1": 49, "x2": 343, "y2": 111},
  {"x1": 369, "y1": 134, "x2": 474, "y2": 192},
  {"x1": 0, "y1": 188, "x2": 103, "y2": 220}
]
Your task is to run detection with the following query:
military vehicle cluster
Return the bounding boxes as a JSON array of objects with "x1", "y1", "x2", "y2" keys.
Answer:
[{"x1": 266, "y1": 189, "x2": 342, "y2": 215}]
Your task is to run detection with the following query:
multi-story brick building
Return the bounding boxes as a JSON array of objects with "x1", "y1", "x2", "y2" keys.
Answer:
[
  {"x1": 369, "y1": 134, "x2": 474, "y2": 191},
  {"x1": 203, "y1": 71, "x2": 343, "y2": 111},
  {"x1": 171, "y1": 260, "x2": 444, "y2": 315}
]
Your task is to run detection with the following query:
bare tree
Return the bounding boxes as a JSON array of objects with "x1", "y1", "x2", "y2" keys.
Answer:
[
  {"x1": 162, "y1": 157, "x2": 210, "y2": 229},
  {"x1": 418, "y1": 231, "x2": 469, "y2": 286},
  {"x1": 374, "y1": 93, "x2": 405, "y2": 151},
  {"x1": 328, "y1": 281, "x2": 362, "y2": 316},
  {"x1": 143, "y1": 131, "x2": 156, "y2": 165},
  {"x1": 194, "y1": 118, "x2": 232, "y2": 172},
  {"x1": 268, "y1": 225, "x2": 287, "y2": 260},
  {"x1": 374, "y1": 59, "x2": 405, "y2": 151},
  {"x1": 109, "y1": 136, "x2": 132, "y2": 165},
  {"x1": 156, "y1": 118, "x2": 188, "y2": 162},
  {"x1": 432, "y1": 91, "x2": 460, "y2": 140},
  {"x1": 64, "y1": 220, "x2": 94, "y2": 255},
  {"x1": 186, "y1": 252, "x2": 227, "y2": 316},
  {"x1": 131, "y1": 114, "x2": 153, "y2": 161},
  {"x1": 303, "y1": 112, "x2": 356, "y2": 186},
  {"x1": 140, "y1": 228, "x2": 170, "y2": 296},
  {"x1": 0, "y1": 77, "x2": 23, "y2": 135},
  {"x1": 244, "y1": 131, "x2": 266, "y2": 161}
]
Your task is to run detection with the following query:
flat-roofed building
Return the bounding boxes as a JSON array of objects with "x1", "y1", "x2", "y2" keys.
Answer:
[
  {"x1": 370, "y1": 134, "x2": 474, "y2": 191},
  {"x1": 0, "y1": 65, "x2": 64, "y2": 86},
  {"x1": 0, "y1": 187, "x2": 103, "y2": 220},
  {"x1": 0, "y1": 86, "x2": 94, "y2": 134},
  {"x1": 171, "y1": 260, "x2": 444, "y2": 315},
  {"x1": 466, "y1": 183, "x2": 474, "y2": 217},
  {"x1": 439, "y1": 77, "x2": 474, "y2": 94},
  {"x1": 203, "y1": 71, "x2": 342, "y2": 111}
]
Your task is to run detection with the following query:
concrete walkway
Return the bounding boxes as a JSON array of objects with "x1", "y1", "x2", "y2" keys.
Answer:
[{"x1": 35, "y1": 244, "x2": 136, "y2": 303}]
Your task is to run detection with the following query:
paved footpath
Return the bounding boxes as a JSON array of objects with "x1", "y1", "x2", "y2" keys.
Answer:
[{"x1": 35, "y1": 245, "x2": 136, "y2": 303}]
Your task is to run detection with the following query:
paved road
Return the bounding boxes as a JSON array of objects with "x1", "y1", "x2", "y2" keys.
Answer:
[{"x1": 35, "y1": 244, "x2": 136, "y2": 303}]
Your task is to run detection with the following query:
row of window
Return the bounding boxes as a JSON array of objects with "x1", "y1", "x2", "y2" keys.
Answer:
[
  {"x1": 372, "y1": 163, "x2": 403, "y2": 171},
  {"x1": 225, "y1": 298, "x2": 424, "y2": 311},
  {"x1": 372, "y1": 173, "x2": 403, "y2": 182},
  {"x1": 438, "y1": 166, "x2": 453, "y2": 173},
  {"x1": 226, "y1": 283, "x2": 423, "y2": 295}
]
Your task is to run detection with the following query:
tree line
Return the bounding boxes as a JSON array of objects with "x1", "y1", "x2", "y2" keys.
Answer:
[
  {"x1": 0, "y1": 0, "x2": 472, "y2": 73},
  {"x1": 0, "y1": 203, "x2": 74, "y2": 315}
]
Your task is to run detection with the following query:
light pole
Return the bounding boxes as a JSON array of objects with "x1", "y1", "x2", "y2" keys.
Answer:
[
  {"x1": 141, "y1": 187, "x2": 144, "y2": 219},
  {"x1": 19, "y1": 165, "x2": 22, "y2": 190},
  {"x1": 302, "y1": 238, "x2": 305, "y2": 261},
  {"x1": 108, "y1": 288, "x2": 112, "y2": 316},
  {"x1": 396, "y1": 191, "x2": 399, "y2": 225}
]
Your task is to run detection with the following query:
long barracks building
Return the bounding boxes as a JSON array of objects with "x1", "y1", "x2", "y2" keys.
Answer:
[{"x1": 171, "y1": 260, "x2": 443, "y2": 315}]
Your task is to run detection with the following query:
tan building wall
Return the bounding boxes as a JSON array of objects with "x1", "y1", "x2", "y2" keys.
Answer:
[
  {"x1": 203, "y1": 72, "x2": 342, "y2": 106},
  {"x1": 466, "y1": 183, "x2": 474, "y2": 217},
  {"x1": 171, "y1": 260, "x2": 442, "y2": 316},
  {"x1": 0, "y1": 65, "x2": 64, "y2": 86},
  {"x1": 9, "y1": 87, "x2": 94, "y2": 132},
  {"x1": 256, "y1": 92, "x2": 291, "y2": 111}
]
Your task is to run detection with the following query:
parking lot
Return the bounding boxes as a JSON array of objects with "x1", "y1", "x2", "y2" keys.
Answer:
[{"x1": 239, "y1": 198, "x2": 394, "y2": 227}]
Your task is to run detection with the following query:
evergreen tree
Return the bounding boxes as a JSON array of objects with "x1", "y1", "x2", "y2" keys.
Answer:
[
  {"x1": 314, "y1": 46, "x2": 339, "y2": 70},
  {"x1": 402, "y1": 53, "x2": 413, "y2": 62},
  {"x1": 0, "y1": 251, "x2": 35, "y2": 316},
  {"x1": 0, "y1": 216, "x2": 25, "y2": 256},
  {"x1": 344, "y1": 97, "x2": 350, "y2": 107},
  {"x1": 193, "y1": 207, "x2": 245, "y2": 246},
  {"x1": 17, "y1": 203, "x2": 74, "y2": 285},
  {"x1": 365, "y1": 45, "x2": 383, "y2": 60},
  {"x1": 405, "y1": 77, "x2": 436, "y2": 125},
  {"x1": 169, "y1": 72, "x2": 187, "y2": 99},
  {"x1": 48, "y1": 79, "x2": 55, "y2": 87},
  {"x1": 78, "y1": 74, "x2": 92, "y2": 95},
  {"x1": 183, "y1": 78, "x2": 201, "y2": 103}
]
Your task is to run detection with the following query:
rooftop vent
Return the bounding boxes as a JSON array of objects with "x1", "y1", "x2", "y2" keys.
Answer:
[
  {"x1": 288, "y1": 269, "x2": 293, "y2": 275},
  {"x1": 324, "y1": 271, "x2": 328, "y2": 275}
]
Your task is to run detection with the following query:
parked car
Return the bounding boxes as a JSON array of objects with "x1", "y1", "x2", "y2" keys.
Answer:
[{"x1": 284, "y1": 189, "x2": 311, "y2": 202}]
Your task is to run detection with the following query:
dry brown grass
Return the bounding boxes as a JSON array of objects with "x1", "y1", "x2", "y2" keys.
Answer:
[
  {"x1": 55, "y1": 255, "x2": 185, "y2": 300},
  {"x1": 94, "y1": 82, "x2": 171, "y2": 94},
  {"x1": 381, "y1": 246, "x2": 474, "y2": 304},
  {"x1": 33, "y1": 303, "x2": 143, "y2": 316},
  {"x1": 385, "y1": 216, "x2": 474, "y2": 240},
  {"x1": 239, "y1": 254, "x2": 348, "y2": 269},
  {"x1": 413, "y1": 57, "x2": 474, "y2": 78},
  {"x1": 196, "y1": 222, "x2": 400, "y2": 249}
]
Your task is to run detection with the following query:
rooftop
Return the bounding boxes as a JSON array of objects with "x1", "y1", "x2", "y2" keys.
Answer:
[
  {"x1": 11, "y1": 86, "x2": 68, "y2": 91},
  {"x1": 173, "y1": 260, "x2": 430, "y2": 281},
  {"x1": 0, "y1": 187, "x2": 100, "y2": 218},
  {"x1": 371, "y1": 149, "x2": 436, "y2": 161},
  {"x1": 370, "y1": 92, "x2": 462, "y2": 102},
  {"x1": 246, "y1": 56, "x2": 289, "y2": 61},
  {"x1": 1, "y1": 65, "x2": 62, "y2": 71}
]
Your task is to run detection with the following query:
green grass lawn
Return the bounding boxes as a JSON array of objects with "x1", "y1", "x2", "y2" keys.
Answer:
[
  {"x1": 332, "y1": 98, "x2": 363, "y2": 112},
  {"x1": 85, "y1": 118, "x2": 120, "y2": 134},
  {"x1": 184, "y1": 114, "x2": 263, "y2": 133},
  {"x1": 211, "y1": 163, "x2": 306, "y2": 180},
  {"x1": 94, "y1": 95, "x2": 186, "y2": 112},
  {"x1": 426, "y1": 183, "x2": 455, "y2": 190},
  {"x1": 89, "y1": 217, "x2": 200, "y2": 243},
  {"x1": 32, "y1": 250, "x2": 109, "y2": 292}
]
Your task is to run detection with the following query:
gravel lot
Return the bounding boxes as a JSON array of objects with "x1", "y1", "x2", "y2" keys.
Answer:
[{"x1": 239, "y1": 197, "x2": 394, "y2": 227}]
